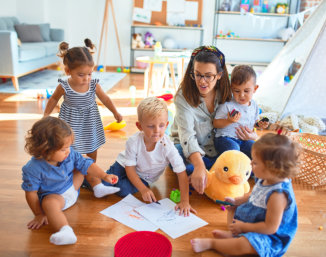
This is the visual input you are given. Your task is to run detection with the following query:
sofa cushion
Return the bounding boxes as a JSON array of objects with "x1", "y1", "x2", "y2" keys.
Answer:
[
  {"x1": 0, "y1": 17, "x2": 20, "y2": 31},
  {"x1": 38, "y1": 23, "x2": 51, "y2": 41},
  {"x1": 14, "y1": 24, "x2": 44, "y2": 42},
  {"x1": 23, "y1": 42, "x2": 59, "y2": 56},
  {"x1": 19, "y1": 44, "x2": 46, "y2": 62}
]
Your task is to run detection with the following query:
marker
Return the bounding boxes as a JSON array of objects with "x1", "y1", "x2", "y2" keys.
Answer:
[
  {"x1": 154, "y1": 201, "x2": 161, "y2": 205},
  {"x1": 215, "y1": 199, "x2": 234, "y2": 206}
]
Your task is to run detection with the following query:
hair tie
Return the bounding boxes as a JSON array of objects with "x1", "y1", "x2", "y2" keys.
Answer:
[{"x1": 191, "y1": 46, "x2": 225, "y2": 67}]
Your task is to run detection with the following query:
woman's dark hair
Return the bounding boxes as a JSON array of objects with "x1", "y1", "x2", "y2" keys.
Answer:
[{"x1": 177, "y1": 50, "x2": 231, "y2": 107}]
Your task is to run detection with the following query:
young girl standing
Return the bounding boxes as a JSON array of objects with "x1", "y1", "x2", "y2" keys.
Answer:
[
  {"x1": 44, "y1": 39, "x2": 122, "y2": 198},
  {"x1": 191, "y1": 133, "x2": 301, "y2": 256},
  {"x1": 22, "y1": 117, "x2": 118, "y2": 245}
]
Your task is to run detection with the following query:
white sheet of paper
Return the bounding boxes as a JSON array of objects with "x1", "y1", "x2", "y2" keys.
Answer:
[
  {"x1": 132, "y1": 7, "x2": 152, "y2": 23},
  {"x1": 100, "y1": 194, "x2": 158, "y2": 232},
  {"x1": 184, "y1": 1, "x2": 198, "y2": 21},
  {"x1": 167, "y1": 12, "x2": 185, "y2": 26},
  {"x1": 135, "y1": 198, "x2": 208, "y2": 239},
  {"x1": 143, "y1": 0, "x2": 162, "y2": 12},
  {"x1": 167, "y1": 0, "x2": 185, "y2": 13}
]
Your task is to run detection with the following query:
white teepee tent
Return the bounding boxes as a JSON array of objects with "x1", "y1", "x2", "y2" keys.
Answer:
[{"x1": 254, "y1": 1, "x2": 326, "y2": 120}]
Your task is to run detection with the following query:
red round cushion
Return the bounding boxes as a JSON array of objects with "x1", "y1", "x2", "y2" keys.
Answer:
[{"x1": 114, "y1": 231, "x2": 172, "y2": 257}]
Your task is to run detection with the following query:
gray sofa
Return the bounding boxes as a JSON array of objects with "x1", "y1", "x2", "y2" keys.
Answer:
[{"x1": 0, "y1": 17, "x2": 64, "y2": 91}]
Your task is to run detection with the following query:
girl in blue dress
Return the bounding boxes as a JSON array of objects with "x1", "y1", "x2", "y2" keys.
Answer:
[
  {"x1": 44, "y1": 39, "x2": 122, "y2": 198},
  {"x1": 22, "y1": 117, "x2": 118, "y2": 245},
  {"x1": 191, "y1": 133, "x2": 301, "y2": 256}
]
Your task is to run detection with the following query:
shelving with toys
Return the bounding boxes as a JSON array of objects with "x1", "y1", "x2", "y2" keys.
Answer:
[
  {"x1": 213, "y1": 0, "x2": 300, "y2": 64},
  {"x1": 130, "y1": 24, "x2": 204, "y2": 72}
]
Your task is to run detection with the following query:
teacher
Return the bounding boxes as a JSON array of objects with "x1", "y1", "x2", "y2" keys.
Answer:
[{"x1": 170, "y1": 46, "x2": 232, "y2": 194}]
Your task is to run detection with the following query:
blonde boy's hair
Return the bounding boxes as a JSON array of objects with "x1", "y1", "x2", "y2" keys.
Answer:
[{"x1": 137, "y1": 97, "x2": 168, "y2": 121}]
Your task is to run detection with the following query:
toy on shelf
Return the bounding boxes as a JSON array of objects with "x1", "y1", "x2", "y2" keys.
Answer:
[
  {"x1": 219, "y1": 0, "x2": 231, "y2": 11},
  {"x1": 240, "y1": 0, "x2": 250, "y2": 12},
  {"x1": 276, "y1": 3, "x2": 288, "y2": 14},
  {"x1": 104, "y1": 120, "x2": 126, "y2": 131},
  {"x1": 262, "y1": 0, "x2": 269, "y2": 12},
  {"x1": 252, "y1": 0, "x2": 262, "y2": 12},
  {"x1": 170, "y1": 189, "x2": 180, "y2": 203},
  {"x1": 116, "y1": 67, "x2": 122, "y2": 72},
  {"x1": 217, "y1": 30, "x2": 238, "y2": 39},
  {"x1": 144, "y1": 32, "x2": 155, "y2": 48},
  {"x1": 131, "y1": 33, "x2": 145, "y2": 49},
  {"x1": 204, "y1": 150, "x2": 251, "y2": 202}
]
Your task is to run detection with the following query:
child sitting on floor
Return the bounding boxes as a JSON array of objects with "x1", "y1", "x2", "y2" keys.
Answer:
[
  {"x1": 213, "y1": 65, "x2": 269, "y2": 159},
  {"x1": 191, "y1": 133, "x2": 301, "y2": 256},
  {"x1": 22, "y1": 117, "x2": 118, "y2": 245},
  {"x1": 103, "y1": 97, "x2": 196, "y2": 216}
]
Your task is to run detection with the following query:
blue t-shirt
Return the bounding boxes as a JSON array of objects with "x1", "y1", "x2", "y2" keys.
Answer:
[{"x1": 22, "y1": 147, "x2": 94, "y2": 199}]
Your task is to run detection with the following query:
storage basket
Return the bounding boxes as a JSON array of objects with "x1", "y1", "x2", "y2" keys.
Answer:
[{"x1": 290, "y1": 133, "x2": 326, "y2": 190}]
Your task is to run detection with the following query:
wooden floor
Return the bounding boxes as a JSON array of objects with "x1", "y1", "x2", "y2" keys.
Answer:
[{"x1": 0, "y1": 72, "x2": 326, "y2": 257}]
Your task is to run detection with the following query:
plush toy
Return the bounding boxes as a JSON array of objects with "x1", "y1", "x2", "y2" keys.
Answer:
[
  {"x1": 144, "y1": 32, "x2": 155, "y2": 48},
  {"x1": 131, "y1": 33, "x2": 145, "y2": 48},
  {"x1": 204, "y1": 150, "x2": 251, "y2": 202},
  {"x1": 278, "y1": 27, "x2": 295, "y2": 41}
]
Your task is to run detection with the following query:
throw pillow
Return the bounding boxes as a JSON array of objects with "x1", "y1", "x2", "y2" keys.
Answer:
[
  {"x1": 14, "y1": 24, "x2": 44, "y2": 42},
  {"x1": 38, "y1": 23, "x2": 51, "y2": 41}
]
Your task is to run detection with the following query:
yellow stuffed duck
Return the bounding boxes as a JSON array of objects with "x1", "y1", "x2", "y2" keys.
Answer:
[{"x1": 204, "y1": 150, "x2": 251, "y2": 202}]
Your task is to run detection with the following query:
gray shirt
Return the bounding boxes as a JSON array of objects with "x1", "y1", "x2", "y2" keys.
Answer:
[
  {"x1": 214, "y1": 98, "x2": 259, "y2": 139},
  {"x1": 170, "y1": 90, "x2": 219, "y2": 158}
]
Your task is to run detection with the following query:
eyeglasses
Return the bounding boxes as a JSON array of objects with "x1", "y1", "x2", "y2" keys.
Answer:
[{"x1": 190, "y1": 73, "x2": 218, "y2": 83}]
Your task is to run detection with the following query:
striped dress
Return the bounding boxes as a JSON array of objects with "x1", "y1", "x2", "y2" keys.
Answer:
[{"x1": 58, "y1": 78, "x2": 105, "y2": 154}]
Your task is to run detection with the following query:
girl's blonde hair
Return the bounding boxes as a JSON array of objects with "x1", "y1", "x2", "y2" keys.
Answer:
[
  {"x1": 137, "y1": 97, "x2": 168, "y2": 122},
  {"x1": 25, "y1": 117, "x2": 73, "y2": 160},
  {"x1": 252, "y1": 133, "x2": 301, "y2": 179},
  {"x1": 58, "y1": 38, "x2": 95, "y2": 70}
]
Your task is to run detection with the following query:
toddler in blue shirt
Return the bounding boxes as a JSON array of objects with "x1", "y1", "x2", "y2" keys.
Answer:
[{"x1": 22, "y1": 117, "x2": 119, "y2": 245}]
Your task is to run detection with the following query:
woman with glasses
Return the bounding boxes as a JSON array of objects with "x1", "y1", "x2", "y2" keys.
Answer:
[{"x1": 170, "y1": 46, "x2": 232, "y2": 194}]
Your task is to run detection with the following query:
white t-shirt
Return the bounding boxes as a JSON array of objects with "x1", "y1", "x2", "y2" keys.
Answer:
[
  {"x1": 214, "y1": 98, "x2": 259, "y2": 139},
  {"x1": 116, "y1": 132, "x2": 186, "y2": 183}
]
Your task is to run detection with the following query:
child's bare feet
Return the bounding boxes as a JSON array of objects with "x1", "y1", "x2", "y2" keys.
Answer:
[
  {"x1": 212, "y1": 229, "x2": 233, "y2": 238},
  {"x1": 191, "y1": 238, "x2": 213, "y2": 253}
]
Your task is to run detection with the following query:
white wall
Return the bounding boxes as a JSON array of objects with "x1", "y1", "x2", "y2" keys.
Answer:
[
  {"x1": 0, "y1": 0, "x2": 215, "y2": 66},
  {"x1": 0, "y1": 0, "x2": 16, "y2": 16}
]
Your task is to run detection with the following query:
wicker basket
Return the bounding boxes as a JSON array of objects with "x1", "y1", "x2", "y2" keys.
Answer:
[{"x1": 290, "y1": 133, "x2": 326, "y2": 190}]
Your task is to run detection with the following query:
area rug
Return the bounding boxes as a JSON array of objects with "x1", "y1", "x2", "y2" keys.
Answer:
[{"x1": 0, "y1": 70, "x2": 126, "y2": 95}]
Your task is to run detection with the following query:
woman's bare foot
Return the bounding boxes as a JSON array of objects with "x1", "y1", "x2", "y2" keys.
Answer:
[
  {"x1": 212, "y1": 229, "x2": 233, "y2": 239},
  {"x1": 191, "y1": 238, "x2": 213, "y2": 253}
]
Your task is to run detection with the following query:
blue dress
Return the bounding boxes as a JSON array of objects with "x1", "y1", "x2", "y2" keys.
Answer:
[
  {"x1": 58, "y1": 78, "x2": 105, "y2": 154},
  {"x1": 234, "y1": 179, "x2": 298, "y2": 257}
]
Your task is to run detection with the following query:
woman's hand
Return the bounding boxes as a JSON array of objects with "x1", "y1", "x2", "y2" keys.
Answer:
[
  {"x1": 268, "y1": 122, "x2": 291, "y2": 135},
  {"x1": 257, "y1": 120, "x2": 269, "y2": 129},
  {"x1": 27, "y1": 214, "x2": 48, "y2": 230},
  {"x1": 236, "y1": 125, "x2": 258, "y2": 141},
  {"x1": 175, "y1": 201, "x2": 197, "y2": 217},
  {"x1": 140, "y1": 188, "x2": 156, "y2": 203},
  {"x1": 190, "y1": 165, "x2": 207, "y2": 194}
]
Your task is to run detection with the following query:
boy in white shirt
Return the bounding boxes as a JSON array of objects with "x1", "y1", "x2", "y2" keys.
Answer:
[{"x1": 104, "y1": 97, "x2": 195, "y2": 216}]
